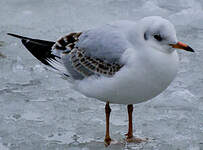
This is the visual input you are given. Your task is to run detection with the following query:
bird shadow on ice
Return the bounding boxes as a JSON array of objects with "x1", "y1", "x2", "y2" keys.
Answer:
[
  {"x1": 0, "y1": 40, "x2": 6, "y2": 58},
  {"x1": 67, "y1": 140, "x2": 125, "y2": 150},
  {"x1": 63, "y1": 136, "x2": 153, "y2": 150},
  {"x1": 0, "y1": 41, "x2": 4, "y2": 46}
]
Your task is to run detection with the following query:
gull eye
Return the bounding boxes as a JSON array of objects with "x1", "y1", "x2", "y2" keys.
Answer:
[{"x1": 153, "y1": 34, "x2": 163, "y2": 41}]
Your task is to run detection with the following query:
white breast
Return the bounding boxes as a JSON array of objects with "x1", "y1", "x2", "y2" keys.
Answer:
[{"x1": 75, "y1": 48, "x2": 179, "y2": 104}]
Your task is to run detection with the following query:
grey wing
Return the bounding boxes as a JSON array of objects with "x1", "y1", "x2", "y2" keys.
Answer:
[
  {"x1": 51, "y1": 27, "x2": 128, "y2": 80},
  {"x1": 76, "y1": 25, "x2": 128, "y2": 64}
]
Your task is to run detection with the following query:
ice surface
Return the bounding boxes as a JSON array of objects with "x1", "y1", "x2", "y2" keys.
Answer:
[{"x1": 0, "y1": 0, "x2": 203, "y2": 150}]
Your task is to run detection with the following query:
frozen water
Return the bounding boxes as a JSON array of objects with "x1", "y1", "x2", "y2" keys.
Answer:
[{"x1": 0, "y1": 0, "x2": 203, "y2": 149}]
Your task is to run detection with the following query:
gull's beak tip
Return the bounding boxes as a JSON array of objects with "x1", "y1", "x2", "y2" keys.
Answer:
[
  {"x1": 185, "y1": 45, "x2": 195, "y2": 53},
  {"x1": 171, "y1": 41, "x2": 195, "y2": 53}
]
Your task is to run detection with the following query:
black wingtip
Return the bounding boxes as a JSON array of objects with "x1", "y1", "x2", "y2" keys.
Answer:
[
  {"x1": 7, "y1": 33, "x2": 17, "y2": 37},
  {"x1": 8, "y1": 33, "x2": 55, "y2": 46},
  {"x1": 7, "y1": 33, "x2": 28, "y2": 40}
]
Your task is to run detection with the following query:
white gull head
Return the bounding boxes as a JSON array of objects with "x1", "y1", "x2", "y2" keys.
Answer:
[{"x1": 135, "y1": 16, "x2": 178, "y2": 54}]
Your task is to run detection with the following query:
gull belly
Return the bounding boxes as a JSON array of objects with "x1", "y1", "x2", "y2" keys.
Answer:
[{"x1": 76, "y1": 48, "x2": 179, "y2": 104}]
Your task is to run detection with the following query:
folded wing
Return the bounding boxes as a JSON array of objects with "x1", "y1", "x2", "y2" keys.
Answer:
[{"x1": 8, "y1": 25, "x2": 128, "y2": 80}]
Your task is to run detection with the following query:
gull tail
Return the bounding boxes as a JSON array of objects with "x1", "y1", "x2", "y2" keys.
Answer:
[{"x1": 7, "y1": 33, "x2": 69, "y2": 77}]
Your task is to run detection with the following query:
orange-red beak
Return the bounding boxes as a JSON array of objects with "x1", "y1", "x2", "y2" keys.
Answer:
[{"x1": 170, "y1": 41, "x2": 194, "y2": 52}]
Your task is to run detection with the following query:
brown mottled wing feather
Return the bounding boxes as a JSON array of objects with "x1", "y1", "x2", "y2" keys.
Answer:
[
  {"x1": 54, "y1": 32, "x2": 124, "y2": 78},
  {"x1": 70, "y1": 48, "x2": 123, "y2": 77},
  {"x1": 53, "y1": 32, "x2": 82, "y2": 51}
]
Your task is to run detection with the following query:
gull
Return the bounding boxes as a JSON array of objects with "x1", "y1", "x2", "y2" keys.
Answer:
[{"x1": 8, "y1": 16, "x2": 194, "y2": 146}]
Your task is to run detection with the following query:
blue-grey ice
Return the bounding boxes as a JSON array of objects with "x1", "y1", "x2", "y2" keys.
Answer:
[{"x1": 0, "y1": 0, "x2": 202, "y2": 150}]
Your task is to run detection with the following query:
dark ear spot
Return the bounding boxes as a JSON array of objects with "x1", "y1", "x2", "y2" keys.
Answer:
[{"x1": 144, "y1": 32, "x2": 148, "y2": 40}]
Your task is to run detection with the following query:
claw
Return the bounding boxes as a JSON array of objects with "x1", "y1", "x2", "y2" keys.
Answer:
[
  {"x1": 104, "y1": 137, "x2": 112, "y2": 147},
  {"x1": 125, "y1": 132, "x2": 133, "y2": 139}
]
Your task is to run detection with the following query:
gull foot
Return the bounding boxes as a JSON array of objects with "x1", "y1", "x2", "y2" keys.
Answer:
[
  {"x1": 126, "y1": 136, "x2": 148, "y2": 143},
  {"x1": 104, "y1": 137, "x2": 112, "y2": 147}
]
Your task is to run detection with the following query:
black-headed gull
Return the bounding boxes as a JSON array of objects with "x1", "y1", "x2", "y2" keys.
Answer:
[{"x1": 8, "y1": 16, "x2": 194, "y2": 146}]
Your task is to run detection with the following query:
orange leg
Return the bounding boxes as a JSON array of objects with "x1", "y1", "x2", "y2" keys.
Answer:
[
  {"x1": 104, "y1": 102, "x2": 111, "y2": 146},
  {"x1": 126, "y1": 104, "x2": 133, "y2": 139},
  {"x1": 126, "y1": 104, "x2": 148, "y2": 143}
]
